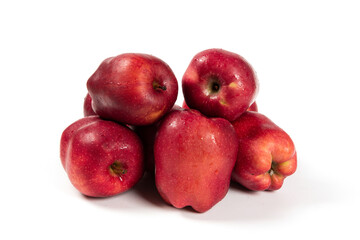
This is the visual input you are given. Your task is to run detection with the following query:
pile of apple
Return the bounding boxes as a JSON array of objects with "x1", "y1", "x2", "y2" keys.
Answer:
[{"x1": 60, "y1": 49, "x2": 297, "y2": 213}]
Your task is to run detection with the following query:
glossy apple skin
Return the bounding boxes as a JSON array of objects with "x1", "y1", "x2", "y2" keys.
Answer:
[
  {"x1": 231, "y1": 111, "x2": 297, "y2": 191},
  {"x1": 83, "y1": 93, "x2": 97, "y2": 116},
  {"x1": 182, "y1": 48, "x2": 259, "y2": 121},
  {"x1": 183, "y1": 100, "x2": 258, "y2": 112},
  {"x1": 135, "y1": 105, "x2": 181, "y2": 175},
  {"x1": 154, "y1": 109, "x2": 238, "y2": 212},
  {"x1": 60, "y1": 116, "x2": 144, "y2": 197},
  {"x1": 83, "y1": 93, "x2": 136, "y2": 129},
  {"x1": 87, "y1": 53, "x2": 178, "y2": 126}
]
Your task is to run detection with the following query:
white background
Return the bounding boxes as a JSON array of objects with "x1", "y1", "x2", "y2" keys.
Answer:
[{"x1": 1, "y1": 0, "x2": 359, "y2": 239}]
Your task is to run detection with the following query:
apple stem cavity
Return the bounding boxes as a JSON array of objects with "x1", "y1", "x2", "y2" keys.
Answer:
[
  {"x1": 208, "y1": 76, "x2": 221, "y2": 94},
  {"x1": 268, "y1": 162, "x2": 277, "y2": 176},
  {"x1": 153, "y1": 81, "x2": 167, "y2": 91},
  {"x1": 212, "y1": 82, "x2": 220, "y2": 91},
  {"x1": 109, "y1": 161, "x2": 127, "y2": 177}
]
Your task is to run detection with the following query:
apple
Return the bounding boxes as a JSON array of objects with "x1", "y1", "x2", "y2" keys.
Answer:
[
  {"x1": 231, "y1": 111, "x2": 297, "y2": 191},
  {"x1": 87, "y1": 53, "x2": 178, "y2": 126},
  {"x1": 183, "y1": 100, "x2": 258, "y2": 112},
  {"x1": 182, "y1": 48, "x2": 259, "y2": 121},
  {"x1": 154, "y1": 109, "x2": 238, "y2": 212},
  {"x1": 83, "y1": 93, "x2": 97, "y2": 116},
  {"x1": 60, "y1": 116, "x2": 144, "y2": 197}
]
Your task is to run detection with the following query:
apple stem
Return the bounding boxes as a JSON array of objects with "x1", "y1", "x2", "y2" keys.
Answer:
[
  {"x1": 109, "y1": 161, "x2": 127, "y2": 177},
  {"x1": 153, "y1": 81, "x2": 167, "y2": 91},
  {"x1": 212, "y1": 83, "x2": 220, "y2": 91}
]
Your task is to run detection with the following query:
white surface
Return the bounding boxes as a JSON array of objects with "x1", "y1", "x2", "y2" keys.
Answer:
[{"x1": 1, "y1": 1, "x2": 359, "y2": 239}]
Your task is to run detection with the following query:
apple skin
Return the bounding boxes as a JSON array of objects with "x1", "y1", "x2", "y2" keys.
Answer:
[
  {"x1": 231, "y1": 111, "x2": 297, "y2": 191},
  {"x1": 60, "y1": 116, "x2": 144, "y2": 197},
  {"x1": 83, "y1": 93, "x2": 136, "y2": 130},
  {"x1": 182, "y1": 48, "x2": 259, "y2": 121},
  {"x1": 83, "y1": 93, "x2": 97, "y2": 116},
  {"x1": 182, "y1": 100, "x2": 190, "y2": 109},
  {"x1": 183, "y1": 100, "x2": 258, "y2": 112},
  {"x1": 135, "y1": 105, "x2": 181, "y2": 175},
  {"x1": 154, "y1": 109, "x2": 238, "y2": 212},
  {"x1": 247, "y1": 102, "x2": 258, "y2": 112},
  {"x1": 87, "y1": 53, "x2": 178, "y2": 126}
]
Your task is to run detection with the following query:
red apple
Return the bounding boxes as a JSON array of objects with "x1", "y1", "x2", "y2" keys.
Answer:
[
  {"x1": 60, "y1": 116, "x2": 144, "y2": 197},
  {"x1": 154, "y1": 109, "x2": 238, "y2": 212},
  {"x1": 87, "y1": 53, "x2": 178, "y2": 126},
  {"x1": 231, "y1": 111, "x2": 297, "y2": 191},
  {"x1": 83, "y1": 93, "x2": 97, "y2": 116},
  {"x1": 182, "y1": 48, "x2": 259, "y2": 121}
]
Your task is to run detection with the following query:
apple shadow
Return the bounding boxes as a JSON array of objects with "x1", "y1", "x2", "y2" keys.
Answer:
[
  {"x1": 80, "y1": 163, "x2": 339, "y2": 221},
  {"x1": 229, "y1": 181, "x2": 259, "y2": 193},
  {"x1": 179, "y1": 170, "x2": 339, "y2": 222},
  {"x1": 83, "y1": 173, "x2": 171, "y2": 212},
  {"x1": 79, "y1": 190, "x2": 141, "y2": 211},
  {"x1": 131, "y1": 173, "x2": 168, "y2": 207}
]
